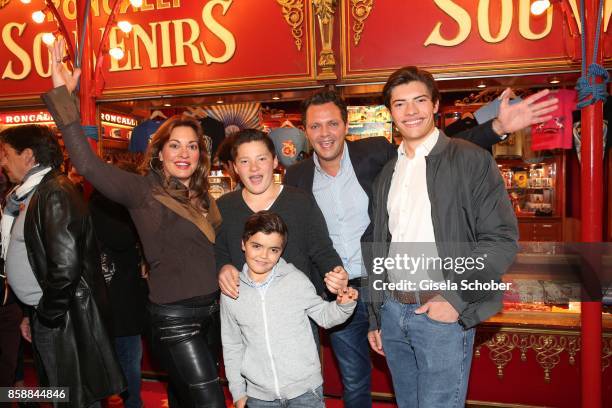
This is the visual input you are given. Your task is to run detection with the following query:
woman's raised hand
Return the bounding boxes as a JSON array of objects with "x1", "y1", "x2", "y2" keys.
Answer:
[{"x1": 47, "y1": 38, "x2": 81, "y2": 93}]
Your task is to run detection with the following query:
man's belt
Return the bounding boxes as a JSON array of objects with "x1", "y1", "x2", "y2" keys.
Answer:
[{"x1": 391, "y1": 290, "x2": 440, "y2": 305}]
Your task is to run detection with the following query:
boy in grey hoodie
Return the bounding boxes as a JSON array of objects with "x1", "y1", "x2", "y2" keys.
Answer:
[{"x1": 221, "y1": 211, "x2": 358, "y2": 408}]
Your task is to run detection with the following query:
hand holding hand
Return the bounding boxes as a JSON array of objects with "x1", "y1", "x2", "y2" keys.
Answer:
[
  {"x1": 336, "y1": 286, "x2": 359, "y2": 304},
  {"x1": 324, "y1": 266, "x2": 348, "y2": 294}
]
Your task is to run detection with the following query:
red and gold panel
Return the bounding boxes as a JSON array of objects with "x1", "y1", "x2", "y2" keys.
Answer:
[
  {"x1": 341, "y1": 0, "x2": 611, "y2": 81},
  {"x1": 0, "y1": 0, "x2": 316, "y2": 101}
]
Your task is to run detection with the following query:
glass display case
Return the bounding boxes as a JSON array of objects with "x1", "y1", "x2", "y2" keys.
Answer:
[
  {"x1": 496, "y1": 155, "x2": 566, "y2": 242},
  {"x1": 499, "y1": 160, "x2": 557, "y2": 217}
]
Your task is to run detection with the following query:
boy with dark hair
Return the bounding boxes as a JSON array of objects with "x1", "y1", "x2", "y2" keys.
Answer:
[
  {"x1": 221, "y1": 211, "x2": 358, "y2": 408},
  {"x1": 367, "y1": 66, "x2": 524, "y2": 407}
]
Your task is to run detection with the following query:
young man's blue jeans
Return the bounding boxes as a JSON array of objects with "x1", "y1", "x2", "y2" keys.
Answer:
[
  {"x1": 380, "y1": 297, "x2": 475, "y2": 408},
  {"x1": 245, "y1": 386, "x2": 324, "y2": 407},
  {"x1": 327, "y1": 293, "x2": 372, "y2": 408},
  {"x1": 114, "y1": 336, "x2": 143, "y2": 408}
]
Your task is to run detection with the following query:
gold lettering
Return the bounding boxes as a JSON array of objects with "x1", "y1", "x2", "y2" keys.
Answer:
[
  {"x1": 478, "y1": 0, "x2": 512, "y2": 43},
  {"x1": 158, "y1": 0, "x2": 171, "y2": 9},
  {"x1": 63, "y1": 0, "x2": 77, "y2": 20},
  {"x1": 48, "y1": 0, "x2": 59, "y2": 21},
  {"x1": 605, "y1": 0, "x2": 611, "y2": 32},
  {"x1": 519, "y1": 0, "x2": 553, "y2": 40},
  {"x1": 200, "y1": 0, "x2": 236, "y2": 64},
  {"x1": 141, "y1": 0, "x2": 155, "y2": 11},
  {"x1": 33, "y1": 32, "x2": 52, "y2": 78},
  {"x1": 103, "y1": 0, "x2": 113, "y2": 15},
  {"x1": 566, "y1": 0, "x2": 581, "y2": 35},
  {"x1": 120, "y1": 0, "x2": 132, "y2": 14},
  {"x1": 108, "y1": 27, "x2": 132, "y2": 71},
  {"x1": 1, "y1": 23, "x2": 31, "y2": 80},
  {"x1": 173, "y1": 19, "x2": 203, "y2": 66},
  {"x1": 173, "y1": 0, "x2": 181, "y2": 6},
  {"x1": 158, "y1": 21, "x2": 174, "y2": 67},
  {"x1": 90, "y1": 0, "x2": 101, "y2": 17},
  {"x1": 424, "y1": 0, "x2": 471, "y2": 47},
  {"x1": 132, "y1": 23, "x2": 158, "y2": 69}
]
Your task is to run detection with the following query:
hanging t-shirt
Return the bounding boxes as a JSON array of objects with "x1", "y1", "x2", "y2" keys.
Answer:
[
  {"x1": 129, "y1": 119, "x2": 165, "y2": 153},
  {"x1": 531, "y1": 90, "x2": 576, "y2": 151},
  {"x1": 269, "y1": 127, "x2": 307, "y2": 167}
]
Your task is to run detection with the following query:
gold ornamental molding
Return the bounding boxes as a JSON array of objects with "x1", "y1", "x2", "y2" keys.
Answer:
[
  {"x1": 312, "y1": 0, "x2": 338, "y2": 79},
  {"x1": 474, "y1": 329, "x2": 607, "y2": 383},
  {"x1": 277, "y1": 0, "x2": 305, "y2": 51},
  {"x1": 0, "y1": 0, "x2": 10, "y2": 9},
  {"x1": 351, "y1": 0, "x2": 373, "y2": 46},
  {"x1": 475, "y1": 332, "x2": 515, "y2": 379}
]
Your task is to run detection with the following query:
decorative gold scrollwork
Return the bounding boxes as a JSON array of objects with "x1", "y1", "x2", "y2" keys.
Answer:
[
  {"x1": 473, "y1": 328, "x2": 604, "y2": 382},
  {"x1": 351, "y1": 0, "x2": 373, "y2": 46},
  {"x1": 530, "y1": 335, "x2": 567, "y2": 383},
  {"x1": 313, "y1": 0, "x2": 336, "y2": 24},
  {"x1": 0, "y1": 0, "x2": 11, "y2": 10},
  {"x1": 484, "y1": 333, "x2": 515, "y2": 379},
  {"x1": 566, "y1": 336, "x2": 580, "y2": 366},
  {"x1": 312, "y1": 0, "x2": 338, "y2": 78},
  {"x1": 277, "y1": 0, "x2": 305, "y2": 51}
]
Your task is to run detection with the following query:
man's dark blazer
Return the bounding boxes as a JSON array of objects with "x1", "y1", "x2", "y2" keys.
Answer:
[
  {"x1": 285, "y1": 136, "x2": 394, "y2": 235},
  {"x1": 285, "y1": 121, "x2": 503, "y2": 241}
]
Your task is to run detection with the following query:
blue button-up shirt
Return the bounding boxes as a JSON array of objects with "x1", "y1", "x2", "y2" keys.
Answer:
[
  {"x1": 243, "y1": 262, "x2": 277, "y2": 294},
  {"x1": 312, "y1": 143, "x2": 370, "y2": 280}
]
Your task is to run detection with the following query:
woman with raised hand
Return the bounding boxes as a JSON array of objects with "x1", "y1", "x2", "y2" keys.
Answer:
[{"x1": 42, "y1": 39, "x2": 225, "y2": 408}]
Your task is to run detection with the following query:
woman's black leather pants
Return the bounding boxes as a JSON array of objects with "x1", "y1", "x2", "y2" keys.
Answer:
[{"x1": 149, "y1": 300, "x2": 225, "y2": 408}]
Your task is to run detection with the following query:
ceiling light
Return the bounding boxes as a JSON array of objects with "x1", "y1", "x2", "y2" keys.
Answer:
[
  {"x1": 42, "y1": 33, "x2": 56, "y2": 45},
  {"x1": 108, "y1": 47, "x2": 125, "y2": 60},
  {"x1": 476, "y1": 80, "x2": 487, "y2": 89},
  {"x1": 216, "y1": 99, "x2": 224, "y2": 104},
  {"x1": 32, "y1": 10, "x2": 46, "y2": 24},
  {"x1": 548, "y1": 76, "x2": 560, "y2": 84},
  {"x1": 117, "y1": 21, "x2": 133, "y2": 33},
  {"x1": 272, "y1": 93, "x2": 281, "y2": 101},
  {"x1": 163, "y1": 103, "x2": 171, "y2": 107},
  {"x1": 531, "y1": 0, "x2": 551, "y2": 16}
]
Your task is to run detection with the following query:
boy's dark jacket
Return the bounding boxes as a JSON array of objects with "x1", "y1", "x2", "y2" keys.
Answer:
[{"x1": 367, "y1": 133, "x2": 518, "y2": 330}]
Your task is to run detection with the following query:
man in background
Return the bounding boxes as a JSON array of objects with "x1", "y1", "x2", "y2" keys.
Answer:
[{"x1": 0, "y1": 125, "x2": 125, "y2": 408}]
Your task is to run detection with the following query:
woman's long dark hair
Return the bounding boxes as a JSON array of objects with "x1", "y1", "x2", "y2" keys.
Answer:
[{"x1": 139, "y1": 115, "x2": 211, "y2": 210}]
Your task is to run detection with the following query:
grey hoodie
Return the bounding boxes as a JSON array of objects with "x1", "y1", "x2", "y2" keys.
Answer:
[{"x1": 221, "y1": 258, "x2": 356, "y2": 403}]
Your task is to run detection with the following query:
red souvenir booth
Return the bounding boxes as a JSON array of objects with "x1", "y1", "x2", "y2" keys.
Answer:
[{"x1": 1, "y1": 1, "x2": 610, "y2": 407}]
